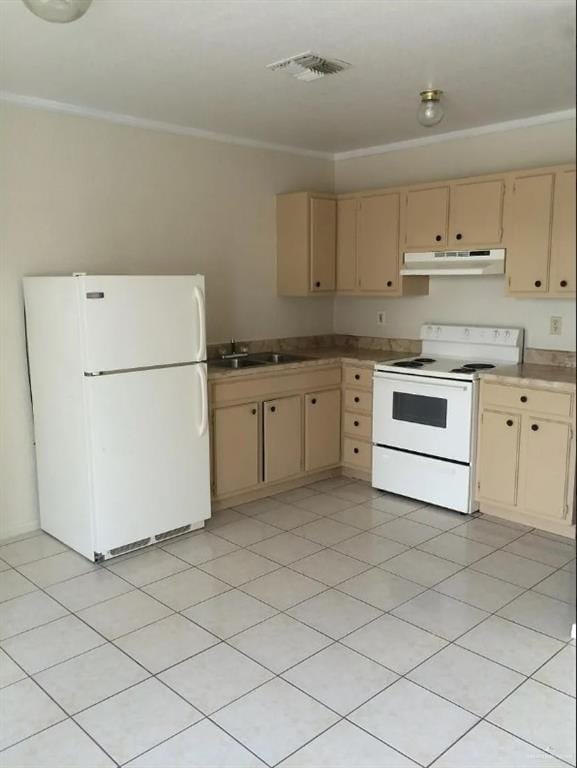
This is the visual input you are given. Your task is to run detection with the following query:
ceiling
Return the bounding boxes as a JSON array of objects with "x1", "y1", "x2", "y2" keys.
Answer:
[{"x1": 1, "y1": 0, "x2": 575, "y2": 154}]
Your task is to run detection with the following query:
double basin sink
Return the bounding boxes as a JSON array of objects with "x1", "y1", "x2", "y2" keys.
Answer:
[{"x1": 211, "y1": 352, "x2": 312, "y2": 369}]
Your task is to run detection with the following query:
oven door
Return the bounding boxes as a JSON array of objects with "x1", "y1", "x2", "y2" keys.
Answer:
[{"x1": 373, "y1": 372, "x2": 474, "y2": 463}]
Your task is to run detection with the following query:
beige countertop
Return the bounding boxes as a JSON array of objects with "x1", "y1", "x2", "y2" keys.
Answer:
[
  {"x1": 207, "y1": 347, "x2": 401, "y2": 379},
  {"x1": 480, "y1": 363, "x2": 576, "y2": 391}
]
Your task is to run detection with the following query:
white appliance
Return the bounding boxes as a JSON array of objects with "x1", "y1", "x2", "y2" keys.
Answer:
[
  {"x1": 24, "y1": 274, "x2": 211, "y2": 561},
  {"x1": 372, "y1": 324, "x2": 523, "y2": 514},
  {"x1": 401, "y1": 248, "x2": 505, "y2": 276}
]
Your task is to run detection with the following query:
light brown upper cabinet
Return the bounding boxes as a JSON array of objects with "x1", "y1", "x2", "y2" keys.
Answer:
[
  {"x1": 277, "y1": 191, "x2": 336, "y2": 296},
  {"x1": 506, "y1": 166, "x2": 576, "y2": 297},
  {"x1": 506, "y1": 172, "x2": 554, "y2": 294},
  {"x1": 336, "y1": 194, "x2": 429, "y2": 297},
  {"x1": 550, "y1": 169, "x2": 576, "y2": 295},
  {"x1": 403, "y1": 186, "x2": 450, "y2": 250},
  {"x1": 448, "y1": 178, "x2": 505, "y2": 248}
]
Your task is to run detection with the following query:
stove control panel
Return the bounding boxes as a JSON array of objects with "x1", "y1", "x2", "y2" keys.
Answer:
[{"x1": 421, "y1": 324, "x2": 523, "y2": 347}]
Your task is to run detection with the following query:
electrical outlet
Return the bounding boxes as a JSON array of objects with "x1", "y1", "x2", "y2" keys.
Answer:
[
  {"x1": 550, "y1": 316, "x2": 563, "y2": 335},
  {"x1": 377, "y1": 310, "x2": 386, "y2": 326}
]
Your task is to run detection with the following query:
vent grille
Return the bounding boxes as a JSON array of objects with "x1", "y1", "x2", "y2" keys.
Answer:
[
  {"x1": 155, "y1": 524, "x2": 191, "y2": 542},
  {"x1": 267, "y1": 52, "x2": 351, "y2": 82},
  {"x1": 109, "y1": 537, "x2": 150, "y2": 558}
]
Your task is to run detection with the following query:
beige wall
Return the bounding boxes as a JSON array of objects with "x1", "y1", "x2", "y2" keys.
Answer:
[
  {"x1": 0, "y1": 103, "x2": 334, "y2": 537},
  {"x1": 334, "y1": 119, "x2": 577, "y2": 351}
]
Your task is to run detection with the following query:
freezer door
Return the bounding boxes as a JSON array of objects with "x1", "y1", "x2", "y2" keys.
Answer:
[
  {"x1": 86, "y1": 364, "x2": 210, "y2": 555},
  {"x1": 80, "y1": 275, "x2": 206, "y2": 372}
]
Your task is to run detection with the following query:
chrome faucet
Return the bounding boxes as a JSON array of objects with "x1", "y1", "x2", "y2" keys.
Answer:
[{"x1": 220, "y1": 338, "x2": 249, "y2": 360}]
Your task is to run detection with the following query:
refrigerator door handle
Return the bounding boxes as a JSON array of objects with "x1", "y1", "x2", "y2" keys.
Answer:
[
  {"x1": 197, "y1": 364, "x2": 209, "y2": 437},
  {"x1": 193, "y1": 285, "x2": 206, "y2": 361}
]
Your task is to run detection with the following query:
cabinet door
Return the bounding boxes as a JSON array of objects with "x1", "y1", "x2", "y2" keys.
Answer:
[
  {"x1": 263, "y1": 395, "x2": 302, "y2": 483},
  {"x1": 304, "y1": 389, "x2": 341, "y2": 471},
  {"x1": 507, "y1": 173, "x2": 553, "y2": 294},
  {"x1": 518, "y1": 417, "x2": 571, "y2": 519},
  {"x1": 310, "y1": 198, "x2": 336, "y2": 292},
  {"x1": 213, "y1": 403, "x2": 260, "y2": 496},
  {"x1": 477, "y1": 410, "x2": 520, "y2": 507},
  {"x1": 336, "y1": 198, "x2": 357, "y2": 291},
  {"x1": 550, "y1": 170, "x2": 576, "y2": 294},
  {"x1": 449, "y1": 179, "x2": 505, "y2": 247},
  {"x1": 404, "y1": 186, "x2": 449, "y2": 249},
  {"x1": 357, "y1": 193, "x2": 400, "y2": 292}
]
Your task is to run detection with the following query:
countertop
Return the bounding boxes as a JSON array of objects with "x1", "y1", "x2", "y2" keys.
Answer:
[
  {"x1": 480, "y1": 363, "x2": 576, "y2": 391},
  {"x1": 207, "y1": 347, "x2": 401, "y2": 379}
]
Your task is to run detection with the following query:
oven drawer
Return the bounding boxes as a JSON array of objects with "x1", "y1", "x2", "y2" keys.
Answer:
[
  {"x1": 343, "y1": 366, "x2": 373, "y2": 390},
  {"x1": 344, "y1": 389, "x2": 373, "y2": 413},
  {"x1": 482, "y1": 382, "x2": 572, "y2": 418},
  {"x1": 343, "y1": 438, "x2": 372, "y2": 469},
  {"x1": 344, "y1": 411, "x2": 372, "y2": 440},
  {"x1": 372, "y1": 445, "x2": 474, "y2": 514}
]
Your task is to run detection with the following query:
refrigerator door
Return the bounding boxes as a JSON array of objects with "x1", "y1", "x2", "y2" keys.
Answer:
[
  {"x1": 80, "y1": 275, "x2": 206, "y2": 372},
  {"x1": 85, "y1": 363, "x2": 210, "y2": 556}
]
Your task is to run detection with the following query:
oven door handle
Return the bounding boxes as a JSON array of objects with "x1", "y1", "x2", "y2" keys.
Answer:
[{"x1": 373, "y1": 373, "x2": 470, "y2": 392}]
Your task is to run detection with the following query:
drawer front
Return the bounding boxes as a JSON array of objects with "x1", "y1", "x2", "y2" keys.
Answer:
[
  {"x1": 212, "y1": 366, "x2": 341, "y2": 405},
  {"x1": 482, "y1": 382, "x2": 572, "y2": 418},
  {"x1": 343, "y1": 366, "x2": 373, "y2": 390},
  {"x1": 344, "y1": 388, "x2": 373, "y2": 413},
  {"x1": 343, "y1": 411, "x2": 372, "y2": 440},
  {"x1": 343, "y1": 438, "x2": 372, "y2": 469}
]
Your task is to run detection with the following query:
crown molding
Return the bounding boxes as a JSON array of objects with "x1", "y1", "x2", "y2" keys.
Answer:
[
  {"x1": 1, "y1": 91, "x2": 575, "y2": 163},
  {"x1": 0, "y1": 91, "x2": 334, "y2": 161},
  {"x1": 333, "y1": 109, "x2": 577, "y2": 161}
]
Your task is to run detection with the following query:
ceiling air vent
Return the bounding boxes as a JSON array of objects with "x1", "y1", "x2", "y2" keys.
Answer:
[{"x1": 266, "y1": 52, "x2": 351, "y2": 82}]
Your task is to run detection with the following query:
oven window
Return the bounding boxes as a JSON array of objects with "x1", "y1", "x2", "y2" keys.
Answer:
[{"x1": 392, "y1": 392, "x2": 447, "y2": 428}]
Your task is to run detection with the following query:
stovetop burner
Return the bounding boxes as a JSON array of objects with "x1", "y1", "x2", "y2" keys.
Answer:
[
  {"x1": 413, "y1": 357, "x2": 436, "y2": 363},
  {"x1": 392, "y1": 361, "x2": 424, "y2": 368},
  {"x1": 462, "y1": 363, "x2": 496, "y2": 370}
]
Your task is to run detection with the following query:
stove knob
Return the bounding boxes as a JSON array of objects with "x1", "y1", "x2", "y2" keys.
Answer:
[{"x1": 463, "y1": 328, "x2": 470, "y2": 337}]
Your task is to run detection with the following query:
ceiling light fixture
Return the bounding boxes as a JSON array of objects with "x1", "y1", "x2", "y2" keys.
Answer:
[
  {"x1": 417, "y1": 89, "x2": 445, "y2": 128},
  {"x1": 21, "y1": 0, "x2": 92, "y2": 23}
]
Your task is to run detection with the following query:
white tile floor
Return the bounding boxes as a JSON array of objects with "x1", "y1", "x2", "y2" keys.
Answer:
[{"x1": 0, "y1": 479, "x2": 575, "y2": 767}]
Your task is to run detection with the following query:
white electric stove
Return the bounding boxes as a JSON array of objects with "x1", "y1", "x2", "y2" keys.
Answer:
[{"x1": 372, "y1": 324, "x2": 524, "y2": 514}]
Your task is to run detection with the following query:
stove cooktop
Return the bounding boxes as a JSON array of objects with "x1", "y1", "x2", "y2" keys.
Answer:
[{"x1": 376, "y1": 356, "x2": 500, "y2": 380}]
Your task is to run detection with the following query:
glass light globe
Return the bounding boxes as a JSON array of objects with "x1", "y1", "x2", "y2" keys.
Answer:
[
  {"x1": 22, "y1": 0, "x2": 92, "y2": 23},
  {"x1": 417, "y1": 90, "x2": 445, "y2": 128}
]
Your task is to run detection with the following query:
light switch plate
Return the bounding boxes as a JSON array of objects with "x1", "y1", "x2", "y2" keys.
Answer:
[
  {"x1": 550, "y1": 316, "x2": 563, "y2": 335},
  {"x1": 377, "y1": 310, "x2": 386, "y2": 326}
]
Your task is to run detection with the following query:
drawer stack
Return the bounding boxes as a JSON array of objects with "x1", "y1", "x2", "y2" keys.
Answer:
[{"x1": 342, "y1": 363, "x2": 374, "y2": 476}]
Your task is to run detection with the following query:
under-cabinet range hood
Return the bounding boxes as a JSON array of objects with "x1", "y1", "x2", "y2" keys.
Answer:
[{"x1": 401, "y1": 248, "x2": 505, "y2": 276}]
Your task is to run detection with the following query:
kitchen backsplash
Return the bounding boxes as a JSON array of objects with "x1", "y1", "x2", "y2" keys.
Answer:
[{"x1": 208, "y1": 334, "x2": 576, "y2": 367}]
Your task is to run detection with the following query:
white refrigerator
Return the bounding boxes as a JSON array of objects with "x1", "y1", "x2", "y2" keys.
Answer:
[{"x1": 24, "y1": 274, "x2": 211, "y2": 561}]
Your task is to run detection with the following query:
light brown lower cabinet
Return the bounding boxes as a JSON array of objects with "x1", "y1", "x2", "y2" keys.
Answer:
[
  {"x1": 304, "y1": 389, "x2": 341, "y2": 471},
  {"x1": 476, "y1": 381, "x2": 575, "y2": 535},
  {"x1": 264, "y1": 395, "x2": 302, "y2": 483},
  {"x1": 213, "y1": 402, "x2": 260, "y2": 497}
]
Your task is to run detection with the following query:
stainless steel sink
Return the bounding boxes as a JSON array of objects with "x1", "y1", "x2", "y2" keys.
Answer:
[
  {"x1": 247, "y1": 352, "x2": 311, "y2": 364},
  {"x1": 210, "y1": 357, "x2": 266, "y2": 369}
]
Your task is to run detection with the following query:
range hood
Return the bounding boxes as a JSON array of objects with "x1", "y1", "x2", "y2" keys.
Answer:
[{"x1": 401, "y1": 249, "x2": 505, "y2": 276}]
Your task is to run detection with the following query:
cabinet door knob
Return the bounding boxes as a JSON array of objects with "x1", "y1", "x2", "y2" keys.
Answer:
[
  {"x1": 315, "y1": 281, "x2": 321, "y2": 288},
  {"x1": 354, "y1": 420, "x2": 359, "y2": 427},
  {"x1": 531, "y1": 423, "x2": 539, "y2": 431},
  {"x1": 386, "y1": 280, "x2": 393, "y2": 287},
  {"x1": 353, "y1": 447, "x2": 359, "y2": 454},
  {"x1": 435, "y1": 235, "x2": 442, "y2": 242},
  {"x1": 456, "y1": 233, "x2": 463, "y2": 241},
  {"x1": 354, "y1": 396, "x2": 360, "y2": 403},
  {"x1": 560, "y1": 280, "x2": 568, "y2": 287},
  {"x1": 520, "y1": 395, "x2": 528, "y2": 403},
  {"x1": 251, "y1": 408, "x2": 257, "y2": 415},
  {"x1": 270, "y1": 406, "x2": 276, "y2": 413},
  {"x1": 311, "y1": 398, "x2": 317, "y2": 405},
  {"x1": 534, "y1": 280, "x2": 542, "y2": 288},
  {"x1": 354, "y1": 373, "x2": 360, "y2": 380},
  {"x1": 506, "y1": 419, "x2": 514, "y2": 426}
]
